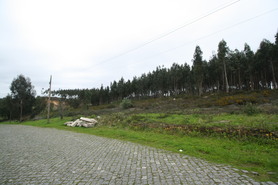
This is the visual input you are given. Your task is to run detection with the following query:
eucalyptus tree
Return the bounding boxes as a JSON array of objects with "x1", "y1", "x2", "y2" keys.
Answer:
[
  {"x1": 156, "y1": 66, "x2": 169, "y2": 96},
  {"x1": 255, "y1": 39, "x2": 277, "y2": 89},
  {"x1": 274, "y1": 32, "x2": 278, "y2": 88},
  {"x1": 110, "y1": 81, "x2": 118, "y2": 101},
  {"x1": 217, "y1": 40, "x2": 229, "y2": 93},
  {"x1": 181, "y1": 63, "x2": 191, "y2": 93},
  {"x1": 243, "y1": 43, "x2": 255, "y2": 90},
  {"x1": 228, "y1": 49, "x2": 246, "y2": 90},
  {"x1": 169, "y1": 63, "x2": 183, "y2": 95},
  {"x1": 192, "y1": 46, "x2": 205, "y2": 96},
  {"x1": 207, "y1": 55, "x2": 220, "y2": 92}
]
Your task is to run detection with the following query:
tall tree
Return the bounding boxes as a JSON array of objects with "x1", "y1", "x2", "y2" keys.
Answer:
[
  {"x1": 181, "y1": 63, "x2": 192, "y2": 93},
  {"x1": 169, "y1": 63, "x2": 183, "y2": 95},
  {"x1": 218, "y1": 40, "x2": 229, "y2": 93},
  {"x1": 256, "y1": 39, "x2": 277, "y2": 89},
  {"x1": 207, "y1": 54, "x2": 221, "y2": 92},
  {"x1": 117, "y1": 77, "x2": 125, "y2": 100},
  {"x1": 229, "y1": 49, "x2": 246, "y2": 90},
  {"x1": 10, "y1": 74, "x2": 36, "y2": 121},
  {"x1": 274, "y1": 32, "x2": 278, "y2": 88},
  {"x1": 244, "y1": 43, "x2": 255, "y2": 90},
  {"x1": 192, "y1": 46, "x2": 205, "y2": 96}
]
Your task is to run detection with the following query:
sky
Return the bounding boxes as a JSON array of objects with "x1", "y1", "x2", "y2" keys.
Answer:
[{"x1": 0, "y1": 0, "x2": 277, "y2": 98}]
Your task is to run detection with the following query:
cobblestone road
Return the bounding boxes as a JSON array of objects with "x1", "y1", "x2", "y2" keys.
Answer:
[{"x1": 0, "y1": 125, "x2": 276, "y2": 185}]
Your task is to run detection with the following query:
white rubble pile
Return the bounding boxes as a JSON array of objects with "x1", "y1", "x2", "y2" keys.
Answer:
[{"x1": 64, "y1": 117, "x2": 98, "y2": 128}]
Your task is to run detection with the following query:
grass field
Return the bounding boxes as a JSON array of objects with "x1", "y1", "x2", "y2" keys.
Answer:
[
  {"x1": 125, "y1": 113, "x2": 278, "y2": 129},
  {"x1": 1, "y1": 114, "x2": 277, "y2": 182}
]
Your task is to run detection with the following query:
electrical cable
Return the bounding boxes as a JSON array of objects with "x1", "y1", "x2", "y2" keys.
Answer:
[
  {"x1": 133, "y1": 7, "x2": 278, "y2": 64},
  {"x1": 90, "y1": 0, "x2": 241, "y2": 67}
]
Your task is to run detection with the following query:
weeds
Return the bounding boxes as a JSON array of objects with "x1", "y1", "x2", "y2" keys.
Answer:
[
  {"x1": 216, "y1": 92, "x2": 269, "y2": 106},
  {"x1": 243, "y1": 103, "x2": 261, "y2": 115},
  {"x1": 120, "y1": 99, "x2": 133, "y2": 109},
  {"x1": 98, "y1": 112, "x2": 126, "y2": 127}
]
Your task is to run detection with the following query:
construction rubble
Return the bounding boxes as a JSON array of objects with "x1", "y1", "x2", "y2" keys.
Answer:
[{"x1": 64, "y1": 117, "x2": 98, "y2": 128}]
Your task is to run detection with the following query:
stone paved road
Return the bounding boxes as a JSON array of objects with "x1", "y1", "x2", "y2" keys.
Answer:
[{"x1": 0, "y1": 125, "x2": 276, "y2": 185}]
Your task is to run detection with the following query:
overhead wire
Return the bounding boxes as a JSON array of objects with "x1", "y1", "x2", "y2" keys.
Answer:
[
  {"x1": 90, "y1": 0, "x2": 241, "y2": 67},
  {"x1": 132, "y1": 7, "x2": 278, "y2": 64}
]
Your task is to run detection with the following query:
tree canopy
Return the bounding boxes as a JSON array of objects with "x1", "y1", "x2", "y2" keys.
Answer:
[
  {"x1": 1, "y1": 75, "x2": 37, "y2": 121},
  {"x1": 50, "y1": 33, "x2": 278, "y2": 108}
]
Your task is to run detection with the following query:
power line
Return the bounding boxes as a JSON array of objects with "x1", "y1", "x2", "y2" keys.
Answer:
[
  {"x1": 134, "y1": 7, "x2": 278, "y2": 64},
  {"x1": 91, "y1": 0, "x2": 241, "y2": 67}
]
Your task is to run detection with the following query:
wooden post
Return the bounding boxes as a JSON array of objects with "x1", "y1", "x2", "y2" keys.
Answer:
[{"x1": 47, "y1": 75, "x2": 52, "y2": 123}]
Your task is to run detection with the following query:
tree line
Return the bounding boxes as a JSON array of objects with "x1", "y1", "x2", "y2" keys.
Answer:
[
  {"x1": 1, "y1": 33, "x2": 277, "y2": 120},
  {"x1": 53, "y1": 32, "x2": 278, "y2": 106}
]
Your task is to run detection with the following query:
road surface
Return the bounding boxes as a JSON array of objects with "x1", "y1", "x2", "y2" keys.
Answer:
[{"x1": 0, "y1": 124, "x2": 275, "y2": 185}]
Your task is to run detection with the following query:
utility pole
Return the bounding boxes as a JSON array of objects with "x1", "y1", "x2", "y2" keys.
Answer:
[{"x1": 47, "y1": 75, "x2": 52, "y2": 123}]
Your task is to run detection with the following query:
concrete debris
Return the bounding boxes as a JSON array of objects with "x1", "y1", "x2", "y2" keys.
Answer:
[{"x1": 64, "y1": 117, "x2": 98, "y2": 128}]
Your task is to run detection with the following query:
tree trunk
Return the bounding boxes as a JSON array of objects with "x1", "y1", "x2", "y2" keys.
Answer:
[
  {"x1": 223, "y1": 60, "x2": 229, "y2": 93},
  {"x1": 270, "y1": 60, "x2": 277, "y2": 89},
  {"x1": 238, "y1": 69, "x2": 242, "y2": 90},
  {"x1": 198, "y1": 82, "x2": 203, "y2": 96},
  {"x1": 262, "y1": 70, "x2": 267, "y2": 89},
  {"x1": 222, "y1": 70, "x2": 225, "y2": 92},
  {"x1": 248, "y1": 64, "x2": 254, "y2": 90},
  {"x1": 99, "y1": 96, "x2": 103, "y2": 105},
  {"x1": 249, "y1": 75, "x2": 254, "y2": 91},
  {"x1": 173, "y1": 78, "x2": 178, "y2": 95}
]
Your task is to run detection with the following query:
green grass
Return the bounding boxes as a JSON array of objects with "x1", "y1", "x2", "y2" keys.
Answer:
[
  {"x1": 1, "y1": 117, "x2": 277, "y2": 182},
  {"x1": 126, "y1": 113, "x2": 278, "y2": 130}
]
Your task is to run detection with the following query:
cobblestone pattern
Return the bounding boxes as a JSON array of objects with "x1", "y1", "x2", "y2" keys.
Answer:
[{"x1": 0, "y1": 125, "x2": 276, "y2": 185}]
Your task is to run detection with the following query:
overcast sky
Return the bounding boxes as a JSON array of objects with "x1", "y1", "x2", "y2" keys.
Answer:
[{"x1": 1, "y1": 0, "x2": 277, "y2": 98}]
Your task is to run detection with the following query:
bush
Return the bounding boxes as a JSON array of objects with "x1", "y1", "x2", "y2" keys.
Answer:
[
  {"x1": 98, "y1": 113, "x2": 126, "y2": 127},
  {"x1": 243, "y1": 103, "x2": 260, "y2": 115},
  {"x1": 120, "y1": 99, "x2": 133, "y2": 109}
]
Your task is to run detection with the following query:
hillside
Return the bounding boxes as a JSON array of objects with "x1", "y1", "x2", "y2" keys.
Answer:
[{"x1": 75, "y1": 89, "x2": 278, "y2": 115}]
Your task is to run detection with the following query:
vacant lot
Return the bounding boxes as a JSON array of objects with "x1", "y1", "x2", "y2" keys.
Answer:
[{"x1": 1, "y1": 90, "x2": 278, "y2": 182}]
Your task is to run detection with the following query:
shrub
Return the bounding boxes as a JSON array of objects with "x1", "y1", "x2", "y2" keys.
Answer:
[
  {"x1": 98, "y1": 113, "x2": 125, "y2": 126},
  {"x1": 120, "y1": 99, "x2": 133, "y2": 109},
  {"x1": 243, "y1": 103, "x2": 260, "y2": 115},
  {"x1": 217, "y1": 94, "x2": 258, "y2": 106}
]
